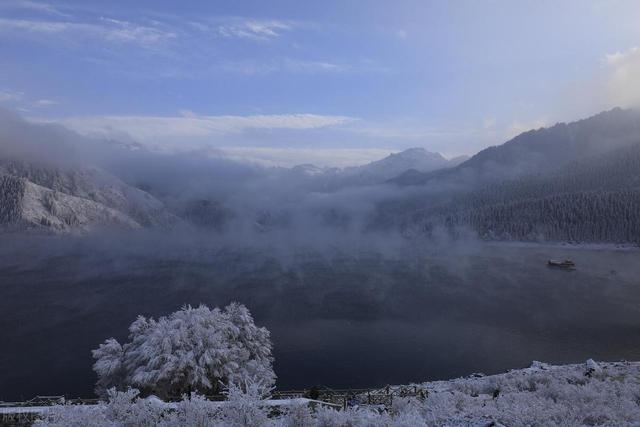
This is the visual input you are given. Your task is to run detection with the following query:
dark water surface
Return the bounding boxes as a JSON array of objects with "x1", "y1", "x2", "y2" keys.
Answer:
[{"x1": 1, "y1": 238, "x2": 639, "y2": 400}]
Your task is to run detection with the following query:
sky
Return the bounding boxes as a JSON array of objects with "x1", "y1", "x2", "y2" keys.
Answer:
[{"x1": 1, "y1": 0, "x2": 640, "y2": 167}]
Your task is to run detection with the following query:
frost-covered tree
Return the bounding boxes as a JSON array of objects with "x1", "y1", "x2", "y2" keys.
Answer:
[
  {"x1": 92, "y1": 303, "x2": 275, "y2": 399},
  {"x1": 92, "y1": 338, "x2": 125, "y2": 394}
]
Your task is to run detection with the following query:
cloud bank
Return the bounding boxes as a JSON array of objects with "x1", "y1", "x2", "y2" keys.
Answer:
[
  {"x1": 56, "y1": 113, "x2": 356, "y2": 149},
  {"x1": 604, "y1": 47, "x2": 640, "y2": 109}
]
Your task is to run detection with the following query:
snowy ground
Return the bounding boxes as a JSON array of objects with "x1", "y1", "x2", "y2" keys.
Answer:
[
  {"x1": 5, "y1": 359, "x2": 640, "y2": 426},
  {"x1": 388, "y1": 359, "x2": 640, "y2": 426}
]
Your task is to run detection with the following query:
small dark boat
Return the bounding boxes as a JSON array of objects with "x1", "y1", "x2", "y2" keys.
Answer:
[{"x1": 548, "y1": 259, "x2": 576, "y2": 270}]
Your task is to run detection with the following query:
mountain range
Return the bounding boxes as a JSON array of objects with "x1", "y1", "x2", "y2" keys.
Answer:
[
  {"x1": 391, "y1": 108, "x2": 640, "y2": 188},
  {"x1": 380, "y1": 108, "x2": 640, "y2": 243},
  {"x1": 1, "y1": 107, "x2": 639, "y2": 243},
  {"x1": 278, "y1": 147, "x2": 467, "y2": 192}
]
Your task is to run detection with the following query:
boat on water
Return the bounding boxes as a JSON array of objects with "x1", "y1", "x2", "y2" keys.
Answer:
[{"x1": 548, "y1": 259, "x2": 576, "y2": 270}]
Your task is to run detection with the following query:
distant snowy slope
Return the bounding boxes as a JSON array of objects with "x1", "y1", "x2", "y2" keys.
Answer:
[
  {"x1": 0, "y1": 159, "x2": 178, "y2": 232},
  {"x1": 390, "y1": 107, "x2": 640, "y2": 187},
  {"x1": 0, "y1": 109, "x2": 181, "y2": 233},
  {"x1": 0, "y1": 173, "x2": 141, "y2": 232},
  {"x1": 0, "y1": 160, "x2": 176, "y2": 228},
  {"x1": 283, "y1": 147, "x2": 463, "y2": 192},
  {"x1": 352, "y1": 147, "x2": 449, "y2": 178}
]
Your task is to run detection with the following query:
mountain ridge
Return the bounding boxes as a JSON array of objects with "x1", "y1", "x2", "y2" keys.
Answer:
[{"x1": 389, "y1": 107, "x2": 640, "y2": 188}]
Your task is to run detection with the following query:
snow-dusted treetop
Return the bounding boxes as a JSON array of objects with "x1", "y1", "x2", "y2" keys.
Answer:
[{"x1": 92, "y1": 303, "x2": 275, "y2": 398}]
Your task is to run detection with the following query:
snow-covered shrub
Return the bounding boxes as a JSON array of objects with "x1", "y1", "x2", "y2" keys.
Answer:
[
  {"x1": 388, "y1": 398, "x2": 427, "y2": 427},
  {"x1": 92, "y1": 303, "x2": 275, "y2": 398},
  {"x1": 102, "y1": 388, "x2": 165, "y2": 427},
  {"x1": 278, "y1": 400, "x2": 315, "y2": 427},
  {"x1": 218, "y1": 377, "x2": 272, "y2": 427},
  {"x1": 33, "y1": 388, "x2": 162, "y2": 427},
  {"x1": 158, "y1": 393, "x2": 220, "y2": 427},
  {"x1": 32, "y1": 404, "x2": 108, "y2": 427},
  {"x1": 315, "y1": 405, "x2": 383, "y2": 427}
]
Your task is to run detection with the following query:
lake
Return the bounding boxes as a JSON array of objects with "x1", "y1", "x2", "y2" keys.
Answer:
[{"x1": 1, "y1": 236, "x2": 639, "y2": 401}]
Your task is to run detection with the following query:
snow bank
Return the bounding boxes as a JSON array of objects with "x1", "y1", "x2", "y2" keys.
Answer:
[{"x1": 16, "y1": 360, "x2": 640, "y2": 426}]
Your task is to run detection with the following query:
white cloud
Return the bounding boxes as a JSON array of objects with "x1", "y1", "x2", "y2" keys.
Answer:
[
  {"x1": 602, "y1": 47, "x2": 640, "y2": 108},
  {"x1": 218, "y1": 19, "x2": 292, "y2": 41},
  {"x1": 56, "y1": 113, "x2": 357, "y2": 143},
  {"x1": 218, "y1": 147, "x2": 398, "y2": 168}
]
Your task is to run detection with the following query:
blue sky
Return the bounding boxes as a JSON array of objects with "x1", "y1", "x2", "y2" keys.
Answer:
[{"x1": 1, "y1": 0, "x2": 640, "y2": 166}]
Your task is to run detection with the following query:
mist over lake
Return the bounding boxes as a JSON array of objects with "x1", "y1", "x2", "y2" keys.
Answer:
[{"x1": 1, "y1": 235, "x2": 638, "y2": 401}]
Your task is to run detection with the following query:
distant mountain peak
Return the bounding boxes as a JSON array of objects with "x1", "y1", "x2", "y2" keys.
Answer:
[
  {"x1": 383, "y1": 147, "x2": 445, "y2": 160},
  {"x1": 390, "y1": 108, "x2": 640, "y2": 187}
]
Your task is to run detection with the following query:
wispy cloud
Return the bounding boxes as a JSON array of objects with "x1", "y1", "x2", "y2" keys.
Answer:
[
  {"x1": 34, "y1": 99, "x2": 58, "y2": 107},
  {"x1": 0, "y1": 0, "x2": 70, "y2": 17},
  {"x1": 0, "y1": 89, "x2": 59, "y2": 110},
  {"x1": 0, "y1": 6, "x2": 370, "y2": 80},
  {"x1": 0, "y1": 18, "x2": 71, "y2": 33},
  {"x1": 97, "y1": 18, "x2": 177, "y2": 47},
  {"x1": 218, "y1": 19, "x2": 293, "y2": 41},
  {"x1": 211, "y1": 58, "x2": 354, "y2": 75},
  {"x1": 0, "y1": 17, "x2": 176, "y2": 49},
  {"x1": 284, "y1": 59, "x2": 351, "y2": 73}
]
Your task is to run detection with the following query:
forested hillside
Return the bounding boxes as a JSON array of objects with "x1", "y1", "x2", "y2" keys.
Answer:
[{"x1": 390, "y1": 142, "x2": 640, "y2": 243}]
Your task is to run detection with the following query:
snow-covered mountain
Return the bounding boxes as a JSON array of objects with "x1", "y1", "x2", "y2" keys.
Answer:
[
  {"x1": 0, "y1": 110, "x2": 181, "y2": 233},
  {"x1": 0, "y1": 160, "x2": 177, "y2": 233},
  {"x1": 377, "y1": 111, "x2": 640, "y2": 243},
  {"x1": 0, "y1": 173, "x2": 139, "y2": 232},
  {"x1": 282, "y1": 147, "x2": 465, "y2": 192},
  {"x1": 390, "y1": 108, "x2": 640, "y2": 187},
  {"x1": 3, "y1": 105, "x2": 639, "y2": 242},
  {"x1": 341, "y1": 147, "x2": 462, "y2": 184}
]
